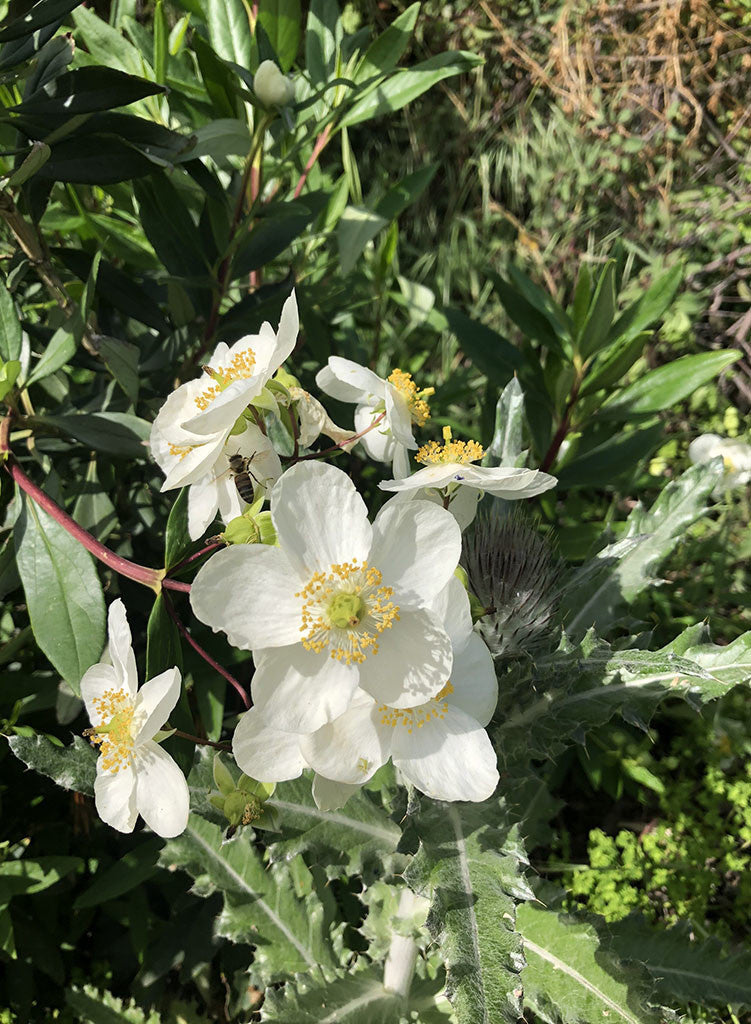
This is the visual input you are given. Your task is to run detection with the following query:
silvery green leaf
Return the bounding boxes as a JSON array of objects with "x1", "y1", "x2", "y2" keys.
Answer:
[{"x1": 8, "y1": 732, "x2": 96, "y2": 796}]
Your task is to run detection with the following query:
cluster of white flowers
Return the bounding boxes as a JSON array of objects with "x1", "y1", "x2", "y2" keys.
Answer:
[{"x1": 83, "y1": 290, "x2": 558, "y2": 837}]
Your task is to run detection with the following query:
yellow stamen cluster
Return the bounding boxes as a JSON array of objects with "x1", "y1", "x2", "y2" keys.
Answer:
[
  {"x1": 388, "y1": 368, "x2": 434, "y2": 427},
  {"x1": 723, "y1": 455, "x2": 737, "y2": 473},
  {"x1": 416, "y1": 426, "x2": 484, "y2": 466},
  {"x1": 296, "y1": 560, "x2": 400, "y2": 665},
  {"x1": 168, "y1": 442, "x2": 194, "y2": 460},
  {"x1": 194, "y1": 348, "x2": 257, "y2": 411},
  {"x1": 378, "y1": 681, "x2": 454, "y2": 734},
  {"x1": 86, "y1": 689, "x2": 136, "y2": 774}
]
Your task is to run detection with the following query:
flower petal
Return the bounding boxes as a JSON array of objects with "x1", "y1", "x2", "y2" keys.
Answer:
[
  {"x1": 357, "y1": 608, "x2": 452, "y2": 708},
  {"x1": 181, "y1": 374, "x2": 265, "y2": 437},
  {"x1": 232, "y1": 708, "x2": 306, "y2": 782},
  {"x1": 449, "y1": 634, "x2": 497, "y2": 727},
  {"x1": 134, "y1": 667, "x2": 181, "y2": 743},
  {"x1": 688, "y1": 433, "x2": 722, "y2": 464},
  {"x1": 370, "y1": 499, "x2": 460, "y2": 608},
  {"x1": 94, "y1": 762, "x2": 138, "y2": 833},
  {"x1": 188, "y1": 476, "x2": 220, "y2": 540},
  {"x1": 191, "y1": 545, "x2": 303, "y2": 649},
  {"x1": 102, "y1": 598, "x2": 137, "y2": 695},
  {"x1": 81, "y1": 663, "x2": 122, "y2": 725},
  {"x1": 271, "y1": 462, "x2": 372, "y2": 576},
  {"x1": 378, "y1": 462, "x2": 461, "y2": 492},
  {"x1": 251, "y1": 645, "x2": 360, "y2": 733},
  {"x1": 316, "y1": 356, "x2": 385, "y2": 404},
  {"x1": 459, "y1": 465, "x2": 557, "y2": 499},
  {"x1": 300, "y1": 696, "x2": 388, "y2": 784},
  {"x1": 312, "y1": 775, "x2": 362, "y2": 811},
  {"x1": 392, "y1": 705, "x2": 498, "y2": 802},
  {"x1": 429, "y1": 576, "x2": 473, "y2": 652},
  {"x1": 355, "y1": 403, "x2": 396, "y2": 463},
  {"x1": 384, "y1": 383, "x2": 416, "y2": 449},
  {"x1": 133, "y1": 741, "x2": 190, "y2": 838}
]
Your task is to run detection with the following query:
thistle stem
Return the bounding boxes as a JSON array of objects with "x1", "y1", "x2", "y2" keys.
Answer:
[{"x1": 162, "y1": 590, "x2": 250, "y2": 709}]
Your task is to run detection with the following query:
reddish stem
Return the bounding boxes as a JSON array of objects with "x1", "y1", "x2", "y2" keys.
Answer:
[
  {"x1": 3, "y1": 452, "x2": 163, "y2": 591},
  {"x1": 168, "y1": 541, "x2": 224, "y2": 575},
  {"x1": 163, "y1": 578, "x2": 191, "y2": 593},
  {"x1": 540, "y1": 379, "x2": 581, "y2": 474},
  {"x1": 173, "y1": 729, "x2": 231, "y2": 752},
  {"x1": 162, "y1": 590, "x2": 250, "y2": 709},
  {"x1": 293, "y1": 123, "x2": 332, "y2": 199}
]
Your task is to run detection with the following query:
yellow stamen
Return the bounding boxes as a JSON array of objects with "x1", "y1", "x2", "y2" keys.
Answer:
[
  {"x1": 296, "y1": 560, "x2": 400, "y2": 665},
  {"x1": 388, "y1": 368, "x2": 433, "y2": 427},
  {"x1": 168, "y1": 442, "x2": 194, "y2": 460},
  {"x1": 416, "y1": 426, "x2": 484, "y2": 466},
  {"x1": 194, "y1": 348, "x2": 257, "y2": 412},
  {"x1": 85, "y1": 688, "x2": 136, "y2": 774},
  {"x1": 378, "y1": 681, "x2": 454, "y2": 734},
  {"x1": 723, "y1": 455, "x2": 737, "y2": 473}
]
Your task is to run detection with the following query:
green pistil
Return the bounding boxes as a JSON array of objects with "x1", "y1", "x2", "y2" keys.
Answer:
[{"x1": 328, "y1": 592, "x2": 366, "y2": 629}]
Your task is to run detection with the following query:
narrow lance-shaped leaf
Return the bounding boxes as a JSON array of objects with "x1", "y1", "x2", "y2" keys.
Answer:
[{"x1": 14, "y1": 491, "x2": 105, "y2": 692}]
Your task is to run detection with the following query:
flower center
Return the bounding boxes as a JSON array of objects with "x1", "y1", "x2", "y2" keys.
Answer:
[
  {"x1": 85, "y1": 688, "x2": 136, "y2": 774},
  {"x1": 296, "y1": 560, "x2": 400, "y2": 665},
  {"x1": 416, "y1": 426, "x2": 485, "y2": 466},
  {"x1": 378, "y1": 681, "x2": 454, "y2": 733},
  {"x1": 194, "y1": 348, "x2": 257, "y2": 412},
  {"x1": 723, "y1": 454, "x2": 737, "y2": 473},
  {"x1": 388, "y1": 368, "x2": 434, "y2": 427}
]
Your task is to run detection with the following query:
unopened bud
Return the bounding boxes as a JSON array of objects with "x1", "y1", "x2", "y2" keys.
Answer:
[
  {"x1": 223, "y1": 514, "x2": 260, "y2": 545},
  {"x1": 254, "y1": 60, "x2": 295, "y2": 108}
]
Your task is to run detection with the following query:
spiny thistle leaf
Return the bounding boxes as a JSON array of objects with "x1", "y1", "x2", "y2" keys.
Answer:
[
  {"x1": 161, "y1": 814, "x2": 337, "y2": 985},
  {"x1": 66, "y1": 986, "x2": 161, "y2": 1024},
  {"x1": 518, "y1": 903, "x2": 660, "y2": 1024},
  {"x1": 260, "y1": 966, "x2": 451, "y2": 1023},
  {"x1": 405, "y1": 798, "x2": 532, "y2": 1024},
  {"x1": 608, "y1": 915, "x2": 751, "y2": 1009},
  {"x1": 7, "y1": 732, "x2": 96, "y2": 796}
]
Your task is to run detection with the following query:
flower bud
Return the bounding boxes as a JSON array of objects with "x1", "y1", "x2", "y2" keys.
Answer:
[
  {"x1": 254, "y1": 60, "x2": 295, "y2": 108},
  {"x1": 223, "y1": 514, "x2": 260, "y2": 545}
]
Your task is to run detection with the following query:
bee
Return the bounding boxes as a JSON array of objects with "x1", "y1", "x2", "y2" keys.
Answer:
[{"x1": 227, "y1": 452, "x2": 261, "y2": 504}]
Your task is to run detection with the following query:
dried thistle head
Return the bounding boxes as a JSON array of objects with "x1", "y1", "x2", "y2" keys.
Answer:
[{"x1": 461, "y1": 504, "x2": 561, "y2": 660}]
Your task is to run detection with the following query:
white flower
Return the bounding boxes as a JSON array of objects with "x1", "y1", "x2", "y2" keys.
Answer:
[
  {"x1": 289, "y1": 386, "x2": 356, "y2": 451},
  {"x1": 379, "y1": 426, "x2": 557, "y2": 511},
  {"x1": 81, "y1": 600, "x2": 189, "y2": 838},
  {"x1": 191, "y1": 462, "x2": 461, "y2": 733},
  {"x1": 254, "y1": 59, "x2": 295, "y2": 107},
  {"x1": 231, "y1": 576, "x2": 499, "y2": 805},
  {"x1": 150, "y1": 292, "x2": 297, "y2": 538},
  {"x1": 315, "y1": 357, "x2": 434, "y2": 464},
  {"x1": 688, "y1": 433, "x2": 751, "y2": 491},
  {"x1": 186, "y1": 424, "x2": 282, "y2": 540}
]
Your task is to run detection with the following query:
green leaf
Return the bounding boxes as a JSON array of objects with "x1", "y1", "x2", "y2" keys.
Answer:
[
  {"x1": 493, "y1": 274, "x2": 565, "y2": 352},
  {"x1": 8, "y1": 140, "x2": 50, "y2": 185},
  {"x1": 0, "y1": 277, "x2": 22, "y2": 362},
  {"x1": 563, "y1": 461, "x2": 724, "y2": 635},
  {"x1": 7, "y1": 733, "x2": 96, "y2": 796},
  {"x1": 577, "y1": 260, "x2": 616, "y2": 359},
  {"x1": 340, "y1": 51, "x2": 483, "y2": 128},
  {"x1": 0, "y1": 855, "x2": 82, "y2": 901},
  {"x1": 518, "y1": 903, "x2": 658, "y2": 1024},
  {"x1": 261, "y1": 966, "x2": 449, "y2": 1022},
  {"x1": 27, "y1": 314, "x2": 80, "y2": 384},
  {"x1": 570, "y1": 263, "x2": 592, "y2": 335},
  {"x1": 353, "y1": 2, "x2": 419, "y2": 84},
  {"x1": 599, "y1": 350, "x2": 740, "y2": 420},
  {"x1": 442, "y1": 306, "x2": 523, "y2": 385},
  {"x1": 555, "y1": 423, "x2": 663, "y2": 489},
  {"x1": 375, "y1": 163, "x2": 438, "y2": 222},
  {"x1": 161, "y1": 814, "x2": 337, "y2": 982},
  {"x1": 11, "y1": 67, "x2": 165, "y2": 115},
  {"x1": 0, "y1": 0, "x2": 83, "y2": 43},
  {"x1": 579, "y1": 331, "x2": 650, "y2": 398},
  {"x1": 66, "y1": 985, "x2": 161, "y2": 1024},
  {"x1": 266, "y1": 775, "x2": 400, "y2": 873},
  {"x1": 146, "y1": 594, "x2": 182, "y2": 679},
  {"x1": 337, "y1": 205, "x2": 388, "y2": 275},
  {"x1": 98, "y1": 336, "x2": 140, "y2": 403},
  {"x1": 608, "y1": 916, "x2": 751, "y2": 1009},
  {"x1": 39, "y1": 412, "x2": 150, "y2": 458},
  {"x1": 153, "y1": 0, "x2": 167, "y2": 85},
  {"x1": 74, "y1": 839, "x2": 162, "y2": 909},
  {"x1": 164, "y1": 487, "x2": 191, "y2": 570},
  {"x1": 72, "y1": 459, "x2": 117, "y2": 541},
  {"x1": 231, "y1": 193, "x2": 327, "y2": 277},
  {"x1": 406, "y1": 799, "x2": 530, "y2": 1024},
  {"x1": 304, "y1": 0, "x2": 341, "y2": 86},
  {"x1": 205, "y1": 0, "x2": 253, "y2": 71},
  {"x1": 73, "y1": 5, "x2": 147, "y2": 77},
  {"x1": 507, "y1": 264, "x2": 571, "y2": 340},
  {"x1": 258, "y1": 0, "x2": 301, "y2": 72},
  {"x1": 606, "y1": 264, "x2": 683, "y2": 350},
  {"x1": 14, "y1": 492, "x2": 105, "y2": 691}
]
